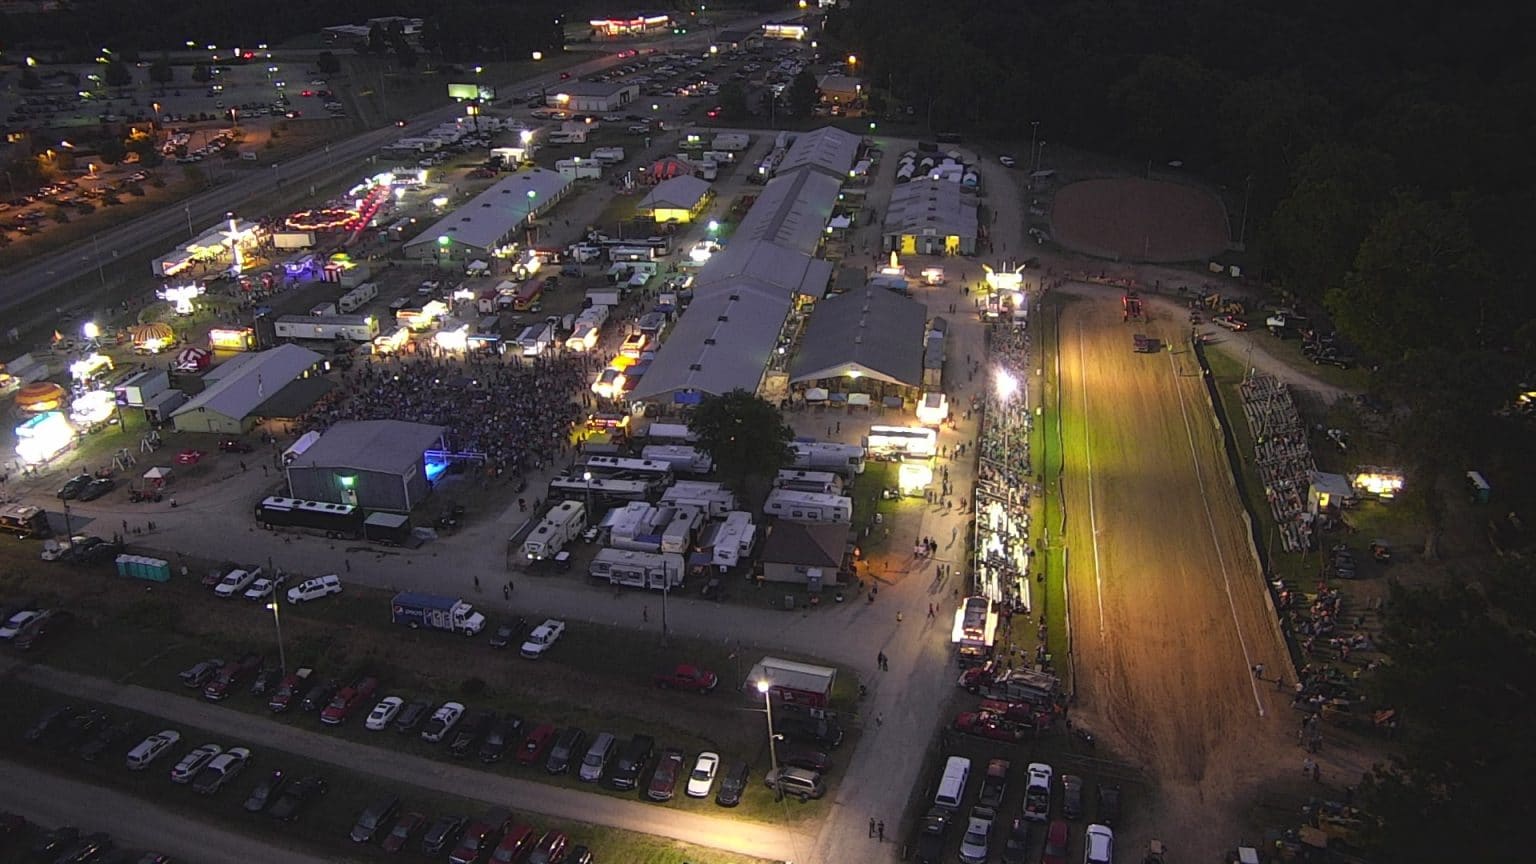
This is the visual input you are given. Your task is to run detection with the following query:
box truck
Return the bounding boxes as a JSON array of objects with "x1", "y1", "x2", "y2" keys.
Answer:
[{"x1": 389, "y1": 592, "x2": 486, "y2": 635}]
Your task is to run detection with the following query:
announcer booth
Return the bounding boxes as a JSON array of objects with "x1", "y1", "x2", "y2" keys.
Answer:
[{"x1": 285, "y1": 419, "x2": 447, "y2": 513}]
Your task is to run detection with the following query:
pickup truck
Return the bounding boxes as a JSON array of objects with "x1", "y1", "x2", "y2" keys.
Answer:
[
  {"x1": 203, "y1": 653, "x2": 263, "y2": 701},
  {"x1": 267, "y1": 667, "x2": 314, "y2": 713},
  {"x1": 653, "y1": 664, "x2": 719, "y2": 693},
  {"x1": 320, "y1": 676, "x2": 379, "y2": 726}
]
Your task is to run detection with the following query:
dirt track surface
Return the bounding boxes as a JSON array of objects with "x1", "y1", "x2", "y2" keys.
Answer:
[
  {"x1": 1055, "y1": 295, "x2": 1295, "y2": 857},
  {"x1": 1052, "y1": 178, "x2": 1229, "y2": 263}
]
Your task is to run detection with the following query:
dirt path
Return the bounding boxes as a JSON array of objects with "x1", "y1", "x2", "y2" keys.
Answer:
[{"x1": 1054, "y1": 294, "x2": 1301, "y2": 858}]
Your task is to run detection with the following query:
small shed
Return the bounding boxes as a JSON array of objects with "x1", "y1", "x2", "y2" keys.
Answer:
[
  {"x1": 1308, "y1": 471, "x2": 1353, "y2": 514},
  {"x1": 745, "y1": 656, "x2": 837, "y2": 709}
]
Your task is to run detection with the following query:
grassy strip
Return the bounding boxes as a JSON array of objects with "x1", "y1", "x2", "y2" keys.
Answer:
[
  {"x1": 0, "y1": 678, "x2": 771, "y2": 864},
  {"x1": 1035, "y1": 294, "x2": 1071, "y2": 670}
]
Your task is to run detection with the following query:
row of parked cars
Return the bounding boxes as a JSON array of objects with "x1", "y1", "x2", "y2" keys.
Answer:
[
  {"x1": 918, "y1": 756, "x2": 1123, "y2": 864},
  {"x1": 0, "y1": 813, "x2": 173, "y2": 864}
]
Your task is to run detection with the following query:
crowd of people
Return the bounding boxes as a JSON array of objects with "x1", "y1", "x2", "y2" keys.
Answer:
[
  {"x1": 298, "y1": 352, "x2": 589, "y2": 478},
  {"x1": 971, "y1": 316, "x2": 1035, "y2": 610},
  {"x1": 1241, "y1": 371, "x2": 1317, "y2": 553}
]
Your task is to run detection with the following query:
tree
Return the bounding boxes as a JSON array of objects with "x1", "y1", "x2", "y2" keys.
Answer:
[
  {"x1": 315, "y1": 51, "x2": 341, "y2": 75},
  {"x1": 19, "y1": 65, "x2": 42, "y2": 90},
  {"x1": 720, "y1": 79, "x2": 749, "y2": 121},
  {"x1": 97, "y1": 136, "x2": 127, "y2": 165},
  {"x1": 148, "y1": 53, "x2": 173, "y2": 85},
  {"x1": 366, "y1": 23, "x2": 388, "y2": 55},
  {"x1": 688, "y1": 390, "x2": 794, "y2": 491},
  {"x1": 1260, "y1": 142, "x2": 1395, "y2": 302},
  {"x1": 103, "y1": 59, "x2": 133, "y2": 88},
  {"x1": 191, "y1": 62, "x2": 212, "y2": 83},
  {"x1": 391, "y1": 34, "x2": 418, "y2": 69},
  {"x1": 787, "y1": 68, "x2": 820, "y2": 119}
]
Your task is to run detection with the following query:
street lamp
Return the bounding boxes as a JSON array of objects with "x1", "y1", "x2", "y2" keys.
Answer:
[
  {"x1": 756, "y1": 679, "x2": 781, "y2": 798},
  {"x1": 265, "y1": 598, "x2": 287, "y2": 674}
]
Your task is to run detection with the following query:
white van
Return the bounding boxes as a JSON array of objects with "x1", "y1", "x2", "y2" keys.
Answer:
[
  {"x1": 579, "y1": 732, "x2": 617, "y2": 782},
  {"x1": 125, "y1": 729, "x2": 181, "y2": 770},
  {"x1": 287, "y1": 574, "x2": 343, "y2": 604},
  {"x1": 934, "y1": 756, "x2": 972, "y2": 810}
]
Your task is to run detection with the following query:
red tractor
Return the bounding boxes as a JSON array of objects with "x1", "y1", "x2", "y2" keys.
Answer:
[{"x1": 1122, "y1": 290, "x2": 1145, "y2": 322}]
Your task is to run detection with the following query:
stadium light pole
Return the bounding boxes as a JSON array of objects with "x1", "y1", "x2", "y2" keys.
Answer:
[
  {"x1": 757, "y1": 679, "x2": 782, "y2": 800},
  {"x1": 265, "y1": 598, "x2": 287, "y2": 674}
]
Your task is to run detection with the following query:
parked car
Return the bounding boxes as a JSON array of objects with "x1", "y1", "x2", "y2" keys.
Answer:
[
  {"x1": 544, "y1": 726, "x2": 585, "y2": 774},
  {"x1": 287, "y1": 574, "x2": 343, "y2": 604},
  {"x1": 300, "y1": 679, "x2": 340, "y2": 713},
  {"x1": 566, "y1": 844, "x2": 593, "y2": 864},
  {"x1": 449, "y1": 710, "x2": 495, "y2": 758},
  {"x1": 421, "y1": 702, "x2": 465, "y2": 743},
  {"x1": 243, "y1": 769, "x2": 288, "y2": 812},
  {"x1": 526, "y1": 829, "x2": 569, "y2": 864},
  {"x1": 1214, "y1": 314, "x2": 1249, "y2": 331},
  {"x1": 516, "y1": 723, "x2": 556, "y2": 766},
  {"x1": 763, "y1": 766, "x2": 824, "y2": 800},
  {"x1": 52, "y1": 831, "x2": 113, "y2": 863},
  {"x1": 489, "y1": 824, "x2": 535, "y2": 863},
  {"x1": 1097, "y1": 784, "x2": 1121, "y2": 825},
  {"x1": 394, "y1": 700, "x2": 430, "y2": 734},
  {"x1": 959, "y1": 806, "x2": 996, "y2": 864},
  {"x1": 249, "y1": 664, "x2": 284, "y2": 698},
  {"x1": 76, "y1": 718, "x2": 133, "y2": 762},
  {"x1": 652, "y1": 663, "x2": 718, "y2": 692},
  {"x1": 50, "y1": 709, "x2": 108, "y2": 752},
  {"x1": 382, "y1": 811, "x2": 426, "y2": 853},
  {"x1": 212, "y1": 567, "x2": 261, "y2": 598},
  {"x1": 488, "y1": 618, "x2": 524, "y2": 649},
  {"x1": 321, "y1": 676, "x2": 380, "y2": 726},
  {"x1": 350, "y1": 793, "x2": 401, "y2": 843},
  {"x1": 242, "y1": 575, "x2": 285, "y2": 600},
  {"x1": 269, "y1": 775, "x2": 328, "y2": 821},
  {"x1": 449, "y1": 811, "x2": 511, "y2": 864},
  {"x1": 1085, "y1": 824, "x2": 1114, "y2": 864},
  {"x1": 58, "y1": 474, "x2": 93, "y2": 500},
  {"x1": 125, "y1": 729, "x2": 181, "y2": 771},
  {"x1": 204, "y1": 653, "x2": 262, "y2": 701},
  {"x1": 169, "y1": 743, "x2": 223, "y2": 783},
  {"x1": 781, "y1": 748, "x2": 832, "y2": 773},
  {"x1": 77, "y1": 477, "x2": 116, "y2": 501},
  {"x1": 1024, "y1": 762, "x2": 1053, "y2": 821},
  {"x1": 29, "y1": 826, "x2": 79, "y2": 859},
  {"x1": 686, "y1": 751, "x2": 719, "y2": 798},
  {"x1": 977, "y1": 758, "x2": 1010, "y2": 808},
  {"x1": 607, "y1": 733, "x2": 654, "y2": 790},
  {"x1": 267, "y1": 667, "x2": 314, "y2": 713},
  {"x1": 422, "y1": 814, "x2": 467, "y2": 855},
  {"x1": 519, "y1": 618, "x2": 565, "y2": 658},
  {"x1": 915, "y1": 808, "x2": 952, "y2": 864},
  {"x1": 779, "y1": 712, "x2": 844, "y2": 748},
  {"x1": 648, "y1": 747, "x2": 686, "y2": 801},
  {"x1": 1061, "y1": 774, "x2": 1084, "y2": 820},
  {"x1": 1001, "y1": 817, "x2": 1032, "y2": 864},
  {"x1": 478, "y1": 715, "x2": 521, "y2": 763},
  {"x1": 1041, "y1": 819, "x2": 1070, "y2": 864},
  {"x1": 365, "y1": 696, "x2": 405, "y2": 731},
  {"x1": 178, "y1": 658, "x2": 223, "y2": 689},
  {"x1": 715, "y1": 760, "x2": 749, "y2": 807},
  {"x1": 192, "y1": 746, "x2": 251, "y2": 794},
  {"x1": 12, "y1": 609, "x2": 74, "y2": 651}
]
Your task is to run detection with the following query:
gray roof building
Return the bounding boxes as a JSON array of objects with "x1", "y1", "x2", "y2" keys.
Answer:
[
  {"x1": 638, "y1": 175, "x2": 713, "y2": 214},
  {"x1": 790, "y1": 284, "x2": 928, "y2": 387},
  {"x1": 731, "y1": 169, "x2": 842, "y2": 256},
  {"x1": 776, "y1": 126, "x2": 862, "y2": 181},
  {"x1": 286, "y1": 420, "x2": 447, "y2": 513},
  {"x1": 882, "y1": 178, "x2": 980, "y2": 255},
  {"x1": 696, "y1": 239, "x2": 833, "y2": 300},
  {"x1": 171, "y1": 344, "x2": 323, "y2": 434},
  {"x1": 628, "y1": 284, "x2": 792, "y2": 404},
  {"x1": 402, "y1": 170, "x2": 571, "y2": 257}
]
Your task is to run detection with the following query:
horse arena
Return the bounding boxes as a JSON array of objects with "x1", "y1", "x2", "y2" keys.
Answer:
[{"x1": 1051, "y1": 177, "x2": 1231, "y2": 263}]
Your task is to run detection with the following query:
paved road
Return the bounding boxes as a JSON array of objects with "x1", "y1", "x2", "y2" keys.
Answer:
[
  {"x1": 0, "y1": 758, "x2": 346, "y2": 864},
  {"x1": 7, "y1": 661, "x2": 810, "y2": 861}
]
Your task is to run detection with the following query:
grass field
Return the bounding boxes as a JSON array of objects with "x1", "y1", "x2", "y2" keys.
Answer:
[
  {"x1": 1031, "y1": 294, "x2": 1071, "y2": 673},
  {"x1": 0, "y1": 679, "x2": 772, "y2": 864}
]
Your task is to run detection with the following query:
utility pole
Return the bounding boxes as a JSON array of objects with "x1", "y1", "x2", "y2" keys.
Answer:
[{"x1": 1238, "y1": 174, "x2": 1254, "y2": 248}]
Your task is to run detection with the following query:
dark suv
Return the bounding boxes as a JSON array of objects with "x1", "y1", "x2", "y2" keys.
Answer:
[{"x1": 606, "y1": 733, "x2": 655, "y2": 790}]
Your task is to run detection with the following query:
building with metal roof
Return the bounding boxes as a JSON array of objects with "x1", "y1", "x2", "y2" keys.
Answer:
[
  {"x1": 628, "y1": 283, "x2": 794, "y2": 405},
  {"x1": 776, "y1": 126, "x2": 862, "y2": 181},
  {"x1": 285, "y1": 420, "x2": 447, "y2": 513},
  {"x1": 171, "y1": 344, "x2": 324, "y2": 435},
  {"x1": 790, "y1": 284, "x2": 928, "y2": 394},
  {"x1": 638, "y1": 175, "x2": 714, "y2": 223},
  {"x1": 731, "y1": 169, "x2": 842, "y2": 256},
  {"x1": 696, "y1": 240, "x2": 833, "y2": 300},
  {"x1": 882, "y1": 177, "x2": 980, "y2": 255},
  {"x1": 402, "y1": 169, "x2": 571, "y2": 260},
  {"x1": 548, "y1": 80, "x2": 641, "y2": 113}
]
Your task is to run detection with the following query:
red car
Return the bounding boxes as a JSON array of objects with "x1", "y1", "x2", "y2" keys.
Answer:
[
  {"x1": 706, "y1": 106, "x2": 722, "y2": 119},
  {"x1": 953, "y1": 711, "x2": 1028, "y2": 742},
  {"x1": 646, "y1": 748, "x2": 685, "y2": 801},
  {"x1": 204, "y1": 653, "x2": 263, "y2": 701},
  {"x1": 381, "y1": 811, "x2": 426, "y2": 853},
  {"x1": 978, "y1": 699, "x2": 1041, "y2": 723},
  {"x1": 449, "y1": 814, "x2": 509, "y2": 864},
  {"x1": 653, "y1": 664, "x2": 718, "y2": 693},
  {"x1": 267, "y1": 667, "x2": 313, "y2": 713},
  {"x1": 321, "y1": 676, "x2": 379, "y2": 726},
  {"x1": 1214, "y1": 314, "x2": 1249, "y2": 332},
  {"x1": 516, "y1": 724, "x2": 557, "y2": 766},
  {"x1": 489, "y1": 824, "x2": 534, "y2": 864},
  {"x1": 1041, "y1": 819, "x2": 1070, "y2": 864}
]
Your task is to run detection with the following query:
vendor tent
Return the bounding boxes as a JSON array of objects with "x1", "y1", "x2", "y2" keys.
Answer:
[
  {"x1": 648, "y1": 157, "x2": 695, "y2": 182},
  {"x1": 143, "y1": 466, "x2": 173, "y2": 481}
]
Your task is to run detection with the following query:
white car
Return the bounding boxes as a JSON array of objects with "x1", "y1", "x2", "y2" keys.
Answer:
[
  {"x1": 192, "y1": 746, "x2": 251, "y2": 794},
  {"x1": 286, "y1": 574, "x2": 343, "y2": 604},
  {"x1": 420, "y1": 702, "x2": 465, "y2": 743},
  {"x1": 170, "y1": 743, "x2": 223, "y2": 783},
  {"x1": 365, "y1": 696, "x2": 405, "y2": 731},
  {"x1": 242, "y1": 576, "x2": 283, "y2": 600},
  {"x1": 1024, "y1": 762, "x2": 1053, "y2": 821},
  {"x1": 959, "y1": 806, "x2": 996, "y2": 864},
  {"x1": 1085, "y1": 824, "x2": 1114, "y2": 864},
  {"x1": 125, "y1": 730, "x2": 181, "y2": 770},
  {"x1": 213, "y1": 568, "x2": 260, "y2": 598},
  {"x1": 520, "y1": 619, "x2": 566, "y2": 659},
  {"x1": 686, "y1": 751, "x2": 719, "y2": 798},
  {"x1": 0, "y1": 610, "x2": 42, "y2": 640}
]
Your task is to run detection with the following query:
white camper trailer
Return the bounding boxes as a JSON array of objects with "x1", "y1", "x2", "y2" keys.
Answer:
[
  {"x1": 774, "y1": 469, "x2": 845, "y2": 495},
  {"x1": 659, "y1": 481, "x2": 738, "y2": 518},
  {"x1": 706, "y1": 510, "x2": 757, "y2": 568},
  {"x1": 790, "y1": 441, "x2": 866, "y2": 477},
  {"x1": 641, "y1": 444, "x2": 714, "y2": 475},
  {"x1": 763, "y1": 489, "x2": 854, "y2": 523},
  {"x1": 589, "y1": 548, "x2": 685, "y2": 590},
  {"x1": 520, "y1": 501, "x2": 586, "y2": 561}
]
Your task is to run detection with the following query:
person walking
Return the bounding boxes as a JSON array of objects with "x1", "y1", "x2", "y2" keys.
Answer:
[
  {"x1": 642, "y1": 605, "x2": 649, "y2": 623},
  {"x1": 869, "y1": 818, "x2": 876, "y2": 838},
  {"x1": 875, "y1": 712, "x2": 883, "y2": 727},
  {"x1": 473, "y1": 575, "x2": 481, "y2": 591},
  {"x1": 877, "y1": 821, "x2": 885, "y2": 842},
  {"x1": 1253, "y1": 663, "x2": 1265, "y2": 679}
]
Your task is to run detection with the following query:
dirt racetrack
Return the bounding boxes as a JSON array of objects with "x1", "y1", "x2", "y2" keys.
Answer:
[
  {"x1": 1052, "y1": 177, "x2": 1229, "y2": 263},
  {"x1": 1055, "y1": 293, "x2": 1296, "y2": 858}
]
